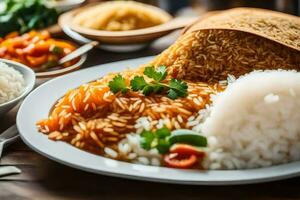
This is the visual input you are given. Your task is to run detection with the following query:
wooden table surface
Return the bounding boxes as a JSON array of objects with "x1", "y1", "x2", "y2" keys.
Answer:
[{"x1": 1, "y1": 32, "x2": 300, "y2": 200}]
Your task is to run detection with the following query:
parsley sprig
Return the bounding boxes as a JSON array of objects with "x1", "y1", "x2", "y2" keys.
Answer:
[
  {"x1": 108, "y1": 66, "x2": 188, "y2": 99},
  {"x1": 108, "y1": 74, "x2": 128, "y2": 94}
]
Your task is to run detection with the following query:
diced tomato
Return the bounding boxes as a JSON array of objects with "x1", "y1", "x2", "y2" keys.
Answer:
[{"x1": 0, "y1": 31, "x2": 77, "y2": 69}]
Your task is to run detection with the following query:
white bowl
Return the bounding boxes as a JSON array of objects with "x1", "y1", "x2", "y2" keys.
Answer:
[
  {"x1": 0, "y1": 59, "x2": 36, "y2": 116},
  {"x1": 61, "y1": 24, "x2": 150, "y2": 53},
  {"x1": 46, "y1": 0, "x2": 86, "y2": 12}
]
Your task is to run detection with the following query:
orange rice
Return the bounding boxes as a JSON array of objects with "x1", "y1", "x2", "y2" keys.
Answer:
[{"x1": 37, "y1": 71, "x2": 223, "y2": 156}]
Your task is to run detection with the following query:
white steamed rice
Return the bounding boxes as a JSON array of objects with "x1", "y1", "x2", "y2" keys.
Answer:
[
  {"x1": 118, "y1": 117, "x2": 162, "y2": 166},
  {"x1": 198, "y1": 70, "x2": 300, "y2": 169},
  {"x1": 0, "y1": 62, "x2": 25, "y2": 105}
]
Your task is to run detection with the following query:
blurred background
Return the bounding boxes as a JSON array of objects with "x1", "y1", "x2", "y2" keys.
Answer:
[
  {"x1": 88, "y1": 0, "x2": 300, "y2": 16},
  {"x1": 0, "y1": 0, "x2": 298, "y2": 78}
]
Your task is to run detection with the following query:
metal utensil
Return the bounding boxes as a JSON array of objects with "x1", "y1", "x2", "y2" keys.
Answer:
[
  {"x1": 62, "y1": 25, "x2": 92, "y2": 45},
  {"x1": 0, "y1": 125, "x2": 19, "y2": 158},
  {"x1": 58, "y1": 41, "x2": 98, "y2": 65}
]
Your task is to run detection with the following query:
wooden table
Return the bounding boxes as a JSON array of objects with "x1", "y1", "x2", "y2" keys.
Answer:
[{"x1": 1, "y1": 32, "x2": 300, "y2": 200}]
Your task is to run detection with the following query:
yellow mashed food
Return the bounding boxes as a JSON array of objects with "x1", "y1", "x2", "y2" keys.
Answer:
[{"x1": 73, "y1": 1, "x2": 172, "y2": 31}]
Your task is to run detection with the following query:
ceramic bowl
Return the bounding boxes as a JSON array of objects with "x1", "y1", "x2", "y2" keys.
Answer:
[
  {"x1": 0, "y1": 59, "x2": 35, "y2": 116},
  {"x1": 58, "y1": 3, "x2": 197, "y2": 52}
]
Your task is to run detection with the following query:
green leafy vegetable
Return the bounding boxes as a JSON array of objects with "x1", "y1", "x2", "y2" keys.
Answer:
[
  {"x1": 167, "y1": 89, "x2": 178, "y2": 100},
  {"x1": 156, "y1": 139, "x2": 170, "y2": 154},
  {"x1": 109, "y1": 65, "x2": 188, "y2": 100},
  {"x1": 140, "y1": 128, "x2": 208, "y2": 154},
  {"x1": 0, "y1": 0, "x2": 58, "y2": 36},
  {"x1": 140, "y1": 126, "x2": 171, "y2": 154},
  {"x1": 140, "y1": 130, "x2": 155, "y2": 150},
  {"x1": 143, "y1": 66, "x2": 167, "y2": 82},
  {"x1": 108, "y1": 75, "x2": 128, "y2": 94},
  {"x1": 142, "y1": 85, "x2": 155, "y2": 96},
  {"x1": 169, "y1": 129, "x2": 207, "y2": 147},
  {"x1": 156, "y1": 126, "x2": 171, "y2": 138},
  {"x1": 130, "y1": 76, "x2": 147, "y2": 91},
  {"x1": 132, "y1": 66, "x2": 188, "y2": 99},
  {"x1": 167, "y1": 79, "x2": 188, "y2": 99}
]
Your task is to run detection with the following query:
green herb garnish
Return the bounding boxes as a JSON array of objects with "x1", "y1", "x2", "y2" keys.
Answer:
[
  {"x1": 143, "y1": 65, "x2": 167, "y2": 82},
  {"x1": 134, "y1": 66, "x2": 188, "y2": 99},
  {"x1": 130, "y1": 76, "x2": 147, "y2": 91},
  {"x1": 109, "y1": 66, "x2": 188, "y2": 99},
  {"x1": 140, "y1": 128, "x2": 208, "y2": 154},
  {"x1": 156, "y1": 139, "x2": 170, "y2": 154},
  {"x1": 108, "y1": 74, "x2": 128, "y2": 94},
  {"x1": 140, "y1": 130, "x2": 155, "y2": 150},
  {"x1": 140, "y1": 126, "x2": 171, "y2": 154},
  {"x1": 130, "y1": 75, "x2": 164, "y2": 96},
  {"x1": 156, "y1": 126, "x2": 171, "y2": 138},
  {"x1": 167, "y1": 78, "x2": 188, "y2": 99}
]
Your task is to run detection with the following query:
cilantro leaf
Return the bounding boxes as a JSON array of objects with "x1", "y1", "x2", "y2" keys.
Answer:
[
  {"x1": 144, "y1": 66, "x2": 167, "y2": 82},
  {"x1": 167, "y1": 78, "x2": 188, "y2": 99},
  {"x1": 142, "y1": 85, "x2": 154, "y2": 95},
  {"x1": 108, "y1": 65, "x2": 188, "y2": 100},
  {"x1": 131, "y1": 75, "x2": 166, "y2": 96},
  {"x1": 130, "y1": 76, "x2": 147, "y2": 91},
  {"x1": 108, "y1": 75, "x2": 128, "y2": 94},
  {"x1": 140, "y1": 130, "x2": 155, "y2": 150},
  {"x1": 167, "y1": 89, "x2": 178, "y2": 100},
  {"x1": 152, "y1": 84, "x2": 165, "y2": 93}
]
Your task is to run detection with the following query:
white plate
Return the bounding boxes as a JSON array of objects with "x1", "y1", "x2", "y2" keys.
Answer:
[{"x1": 17, "y1": 57, "x2": 300, "y2": 185}]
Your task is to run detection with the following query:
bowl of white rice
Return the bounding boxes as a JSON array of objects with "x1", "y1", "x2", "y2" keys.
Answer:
[{"x1": 0, "y1": 59, "x2": 35, "y2": 116}]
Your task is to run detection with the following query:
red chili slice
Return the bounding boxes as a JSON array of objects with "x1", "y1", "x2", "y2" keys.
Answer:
[
  {"x1": 163, "y1": 144, "x2": 206, "y2": 169},
  {"x1": 163, "y1": 153, "x2": 198, "y2": 169}
]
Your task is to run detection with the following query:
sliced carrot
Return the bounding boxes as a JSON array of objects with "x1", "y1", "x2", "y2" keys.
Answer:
[
  {"x1": 26, "y1": 55, "x2": 48, "y2": 67},
  {"x1": 0, "y1": 31, "x2": 77, "y2": 69}
]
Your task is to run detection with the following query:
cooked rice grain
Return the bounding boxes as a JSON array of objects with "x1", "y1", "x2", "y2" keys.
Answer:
[
  {"x1": 0, "y1": 62, "x2": 25, "y2": 104},
  {"x1": 37, "y1": 73, "x2": 222, "y2": 157},
  {"x1": 150, "y1": 8, "x2": 300, "y2": 82}
]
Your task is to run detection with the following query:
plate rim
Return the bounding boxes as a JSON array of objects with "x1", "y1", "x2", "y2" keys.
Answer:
[{"x1": 17, "y1": 56, "x2": 300, "y2": 185}]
